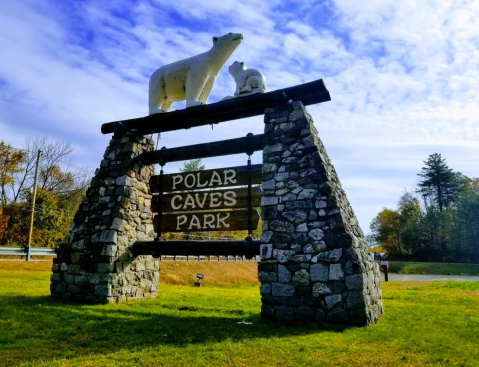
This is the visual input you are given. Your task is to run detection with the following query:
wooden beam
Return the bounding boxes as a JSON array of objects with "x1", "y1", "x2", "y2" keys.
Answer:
[
  {"x1": 141, "y1": 134, "x2": 265, "y2": 166},
  {"x1": 133, "y1": 240, "x2": 261, "y2": 257},
  {"x1": 101, "y1": 79, "x2": 331, "y2": 135},
  {"x1": 150, "y1": 164, "x2": 262, "y2": 192},
  {"x1": 154, "y1": 209, "x2": 260, "y2": 233},
  {"x1": 152, "y1": 187, "x2": 261, "y2": 212}
]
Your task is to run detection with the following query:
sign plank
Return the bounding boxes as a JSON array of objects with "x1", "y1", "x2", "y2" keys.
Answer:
[
  {"x1": 154, "y1": 209, "x2": 259, "y2": 233},
  {"x1": 150, "y1": 164, "x2": 262, "y2": 193},
  {"x1": 152, "y1": 187, "x2": 261, "y2": 213}
]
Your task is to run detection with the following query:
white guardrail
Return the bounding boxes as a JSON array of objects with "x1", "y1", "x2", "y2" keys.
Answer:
[
  {"x1": 0, "y1": 248, "x2": 259, "y2": 261},
  {"x1": 0, "y1": 246, "x2": 56, "y2": 260}
]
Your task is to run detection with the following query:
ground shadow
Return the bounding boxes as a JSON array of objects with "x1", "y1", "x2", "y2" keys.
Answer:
[{"x1": 0, "y1": 294, "x2": 352, "y2": 365}]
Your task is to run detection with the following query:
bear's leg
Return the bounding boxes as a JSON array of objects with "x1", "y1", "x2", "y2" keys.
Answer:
[
  {"x1": 162, "y1": 100, "x2": 173, "y2": 112},
  {"x1": 148, "y1": 78, "x2": 167, "y2": 115},
  {"x1": 198, "y1": 76, "x2": 215, "y2": 104},
  {"x1": 241, "y1": 76, "x2": 262, "y2": 94},
  {"x1": 185, "y1": 76, "x2": 206, "y2": 108}
]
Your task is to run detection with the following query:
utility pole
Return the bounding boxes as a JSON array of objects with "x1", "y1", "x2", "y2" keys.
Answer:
[{"x1": 26, "y1": 150, "x2": 41, "y2": 261}]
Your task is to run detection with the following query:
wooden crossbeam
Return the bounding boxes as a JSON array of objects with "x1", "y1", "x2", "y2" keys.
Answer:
[
  {"x1": 150, "y1": 164, "x2": 262, "y2": 193},
  {"x1": 140, "y1": 134, "x2": 265, "y2": 166},
  {"x1": 133, "y1": 240, "x2": 261, "y2": 257},
  {"x1": 101, "y1": 79, "x2": 330, "y2": 135}
]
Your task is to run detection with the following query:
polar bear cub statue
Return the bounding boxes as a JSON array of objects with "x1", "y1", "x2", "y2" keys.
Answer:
[
  {"x1": 228, "y1": 61, "x2": 266, "y2": 97},
  {"x1": 148, "y1": 33, "x2": 243, "y2": 115}
]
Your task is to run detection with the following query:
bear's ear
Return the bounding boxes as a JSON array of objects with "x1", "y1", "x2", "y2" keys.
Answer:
[{"x1": 212, "y1": 37, "x2": 218, "y2": 43}]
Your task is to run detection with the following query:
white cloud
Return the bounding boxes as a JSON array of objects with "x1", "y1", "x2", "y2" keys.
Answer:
[{"x1": 0, "y1": 0, "x2": 477, "y2": 233}]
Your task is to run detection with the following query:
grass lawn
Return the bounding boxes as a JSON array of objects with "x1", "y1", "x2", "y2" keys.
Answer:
[
  {"x1": 387, "y1": 261, "x2": 479, "y2": 276},
  {"x1": 0, "y1": 263, "x2": 479, "y2": 366}
]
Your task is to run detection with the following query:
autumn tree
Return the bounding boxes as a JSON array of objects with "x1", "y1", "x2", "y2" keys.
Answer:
[
  {"x1": 1, "y1": 137, "x2": 91, "y2": 247},
  {"x1": 0, "y1": 141, "x2": 25, "y2": 205}
]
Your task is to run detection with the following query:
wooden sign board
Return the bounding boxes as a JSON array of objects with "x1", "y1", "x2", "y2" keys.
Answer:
[
  {"x1": 154, "y1": 209, "x2": 259, "y2": 233},
  {"x1": 150, "y1": 164, "x2": 262, "y2": 193},
  {"x1": 152, "y1": 187, "x2": 261, "y2": 213}
]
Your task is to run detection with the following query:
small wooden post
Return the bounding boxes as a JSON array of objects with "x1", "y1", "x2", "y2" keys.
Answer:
[{"x1": 381, "y1": 260, "x2": 389, "y2": 282}]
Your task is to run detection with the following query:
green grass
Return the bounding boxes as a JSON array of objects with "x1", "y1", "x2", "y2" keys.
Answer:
[
  {"x1": 387, "y1": 261, "x2": 479, "y2": 275},
  {"x1": 1, "y1": 269, "x2": 479, "y2": 366}
]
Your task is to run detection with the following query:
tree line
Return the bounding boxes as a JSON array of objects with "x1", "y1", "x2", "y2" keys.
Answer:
[
  {"x1": 369, "y1": 153, "x2": 479, "y2": 263},
  {"x1": 0, "y1": 137, "x2": 90, "y2": 248}
]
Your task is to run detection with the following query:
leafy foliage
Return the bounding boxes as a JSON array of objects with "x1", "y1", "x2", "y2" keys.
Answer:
[
  {"x1": 179, "y1": 158, "x2": 205, "y2": 172},
  {"x1": 0, "y1": 141, "x2": 25, "y2": 205},
  {"x1": 371, "y1": 154, "x2": 478, "y2": 262},
  {"x1": 0, "y1": 137, "x2": 89, "y2": 248}
]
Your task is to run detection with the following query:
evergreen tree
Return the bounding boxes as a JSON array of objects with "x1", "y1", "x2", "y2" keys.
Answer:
[
  {"x1": 180, "y1": 158, "x2": 205, "y2": 173},
  {"x1": 417, "y1": 153, "x2": 461, "y2": 211}
]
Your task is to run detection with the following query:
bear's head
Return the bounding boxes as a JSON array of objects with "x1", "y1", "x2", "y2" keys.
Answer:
[
  {"x1": 212, "y1": 33, "x2": 243, "y2": 48},
  {"x1": 228, "y1": 61, "x2": 246, "y2": 76}
]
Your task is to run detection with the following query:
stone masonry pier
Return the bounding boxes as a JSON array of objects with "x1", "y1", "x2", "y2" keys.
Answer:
[
  {"x1": 51, "y1": 132, "x2": 159, "y2": 303},
  {"x1": 259, "y1": 101, "x2": 383, "y2": 325}
]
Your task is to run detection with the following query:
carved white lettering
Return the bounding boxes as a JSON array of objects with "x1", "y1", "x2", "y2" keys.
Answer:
[
  {"x1": 209, "y1": 171, "x2": 222, "y2": 186},
  {"x1": 203, "y1": 214, "x2": 216, "y2": 229},
  {"x1": 172, "y1": 175, "x2": 183, "y2": 189},
  {"x1": 184, "y1": 174, "x2": 195, "y2": 188},
  {"x1": 223, "y1": 191, "x2": 236, "y2": 206},
  {"x1": 171, "y1": 195, "x2": 182, "y2": 210},
  {"x1": 183, "y1": 194, "x2": 196, "y2": 209},
  {"x1": 176, "y1": 215, "x2": 187, "y2": 230},
  {"x1": 197, "y1": 173, "x2": 208, "y2": 188},
  {"x1": 217, "y1": 212, "x2": 230, "y2": 228},
  {"x1": 224, "y1": 169, "x2": 236, "y2": 185},
  {"x1": 195, "y1": 193, "x2": 207, "y2": 208},
  {"x1": 210, "y1": 192, "x2": 221, "y2": 207},
  {"x1": 188, "y1": 215, "x2": 201, "y2": 230}
]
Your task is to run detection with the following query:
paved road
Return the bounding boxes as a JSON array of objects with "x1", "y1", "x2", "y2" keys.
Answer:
[{"x1": 386, "y1": 274, "x2": 479, "y2": 282}]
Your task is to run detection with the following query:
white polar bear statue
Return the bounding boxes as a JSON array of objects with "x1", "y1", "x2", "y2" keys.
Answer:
[
  {"x1": 148, "y1": 33, "x2": 243, "y2": 115},
  {"x1": 228, "y1": 61, "x2": 266, "y2": 97}
]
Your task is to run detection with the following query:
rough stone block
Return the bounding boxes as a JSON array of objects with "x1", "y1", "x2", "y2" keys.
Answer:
[
  {"x1": 278, "y1": 265, "x2": 291, "y2": 283},
  {"x1": 95, "y1": 284, "x2": 112, "y2": 297},
  {"x1": 308, "y1": 228, "x2": 325, "y2": 241},
  {"x1": 260, "y1": 284, "x2": 271, "y2": 295},
  {"x1": 346, "y1": 290, "x2": 367, "y2": 309},
  {"x1": 292, "y1": 269, "x2": 310, "y2": 286},
  {"x1": 272, "y1": 283, "x2": 295, "y2": 297},
  {"x1": 326, "y1": 308, "x2": 349, "y2": 323},
  {"x1": 325, "y1": 294, "x2": 342, "y2": 309},
  {"x1": 296, "y1": 306, "x2": 315, "y2": 321},
  {"x1": 275, "y1": 306, "x2": 295, "y2": 321},
  {"x1": 310, "y1": 264, "x2": 329, "y2": 281},
  {"x1": 314, "y1": 249, "x2": 342, "y2": 262},
  {"x1": 260, "y1": 244, "x2": 273, "y2": 260},
  {"x1": 345, "y1": 274, "x2": 366, "y2": 290},
  {"x1": 273, "y1": 249, "x2": 294, "y2": 263},
  {"x1": 312, "y1": 283, "x2": 332, "y2": 297},
  {"x1": 258, "y1": 271, "x2": 277, "y2": 282},
  {"x1": 329, "y1": 264, "x2": 344, "y2": 280},
  {"x1": 99, "y1": 230, "x2": 117, "y2": 244},
  {"x1": 261, "y1": 305, "x2": 275, "y2": 319}
]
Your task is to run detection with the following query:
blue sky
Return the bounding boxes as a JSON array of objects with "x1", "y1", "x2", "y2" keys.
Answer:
[{"x1": 0, "y1": 0, "x2": 478, "y2": 232}]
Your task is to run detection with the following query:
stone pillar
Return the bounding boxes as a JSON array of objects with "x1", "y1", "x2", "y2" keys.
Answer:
[
  {"x1": 51, "y1": 132, "x2": 159, "y2": 303},
  {"x1": 259, "y1": 101, "x2": 383, "y2": 325}
]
